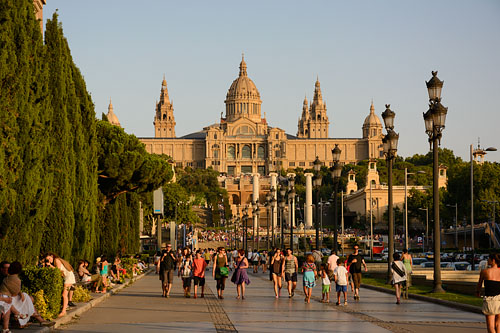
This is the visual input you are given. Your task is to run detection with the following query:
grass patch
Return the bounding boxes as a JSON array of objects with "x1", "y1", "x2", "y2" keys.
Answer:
[{"x1": 362, "y1": 276, "x2": 482, "y2": 308}]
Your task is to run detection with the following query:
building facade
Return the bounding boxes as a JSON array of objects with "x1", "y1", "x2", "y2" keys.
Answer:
[{"x1": 139, "y1": 57, "x2": 384, "y2": 176}]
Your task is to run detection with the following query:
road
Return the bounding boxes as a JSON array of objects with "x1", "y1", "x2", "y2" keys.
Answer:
[{"x1": 59, "y1": 269, "x2": 485, "y2": 333}]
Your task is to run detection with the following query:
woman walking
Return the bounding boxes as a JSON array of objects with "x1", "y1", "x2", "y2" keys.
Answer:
[
  {"x1": 401, "y1": 249, "x2": 412, "y2": 299},
  {"x1": 477, "y1": 253, "x2": 500, "y2": 333},
  {"x1": 231, "y1": 249, "x2": 250, "y2": 299},
  {"x1": 213, "y1": 247, "x2": 228, "y2": 299},
  {"x1": 284, "y1": 248, "x2": 298, "y2": 298},
  {"x1": 179, "y1": 251, "x2": 193, "y2": 298},
  {"x1": 302, "y1": 254, "x2": 317, "y2": 303},
  {"x1": 271, "y1": 249, "x2": 284, "y2": 298},
  {"x1": 390, "y1": 253, "x2": 407, "y2": 304}
]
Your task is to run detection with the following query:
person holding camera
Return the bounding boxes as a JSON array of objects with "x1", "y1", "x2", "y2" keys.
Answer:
[{"x1": 159, "y1": 244, "x2": 176, "y2": 298}]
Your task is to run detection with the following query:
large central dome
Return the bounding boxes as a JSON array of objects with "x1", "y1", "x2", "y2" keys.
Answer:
[{"x1": 224, "y1": 56, "x2": 262, "y2": 123}]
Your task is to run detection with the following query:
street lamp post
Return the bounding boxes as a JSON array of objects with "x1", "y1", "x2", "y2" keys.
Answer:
[
  {"x1": 279, "y1": 184, "x2": 287, "y2": 248},
  {"x1": 253, "y1": 202, "x2": 260, "y2": 251},
  {"x1": 313, "y1": 157, "x2": 323, "y2": 250},
  {"x1": 243, "y1": 206, "x2": 249, "y2": 254},
  {"x1": 287, "y1": 175, "x2": 296, "y2": 251},
  {"x1": 423, "y1": 71, "x2": 447, "y2": 292},
  {"x1": 382, "y1": 104, "x2": 399, "y2": 282},
  {"x1": 470, "y1": 144, "x2": 497, "y2": 269},
  {"x1": 266, "y1": 192, "x2": 272, "y2": 250},
  {"x1": 330, "y1": 144, "x2": 343, "y2": 254}
]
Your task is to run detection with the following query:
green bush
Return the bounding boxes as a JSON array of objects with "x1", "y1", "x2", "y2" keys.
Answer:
[
  {"x1": 140, "y1": 254, "x2": 149, "y2": 263},
  {"x1": 21, "y1": 267, "x2": 63, "y2": 319},
  {"x1": 121, "y1": 258, "x2": 138, "y2": 278},
  {"x1": 72, "y1": 285, "x2": 91, "y2": 303}
]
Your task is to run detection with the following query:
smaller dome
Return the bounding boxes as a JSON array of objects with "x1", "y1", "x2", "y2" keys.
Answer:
[
  {"x1": 107, "y1": 99, "x2": 121, "y2": 127},
  {"x1": 363, "y1": 101, "x2": 382, "y2": 127}
]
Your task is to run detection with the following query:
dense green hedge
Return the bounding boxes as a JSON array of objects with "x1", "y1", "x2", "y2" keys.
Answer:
[{"x1": 20, "y1": 267, "x2": 63, "y2": 319}]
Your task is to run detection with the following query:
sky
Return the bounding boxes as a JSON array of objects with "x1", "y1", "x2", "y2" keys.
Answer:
[{"x1": 43, "y1": 0, "x2": 500, "y2": 162}]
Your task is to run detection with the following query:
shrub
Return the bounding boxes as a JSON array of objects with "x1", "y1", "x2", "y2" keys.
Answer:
[
  {"x1": 72, "y1": 285, "x2": 91, "y2": 303},
  {"x1": 21, "y1": 267, "x2": 63, "y2": 319},
  {"x1": 121, "y1": 258, "x2": 137, "y2": 279},
  {"x1": 32, "y1": 290, "x2": 49, "y2": 319}
]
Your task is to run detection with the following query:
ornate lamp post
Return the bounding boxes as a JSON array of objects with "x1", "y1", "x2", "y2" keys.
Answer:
[
  {"x1": 243, "y1": 206, "x2": 249, "y2": 253},
  {"x1": 313, "y1": 157, "x2": 323, "y2": 249},
  {"x1": 382, "y1": 104, "x2": 399, "y2": 282},
  {"x1": 253, "y1": 202, "x2": 260, "y2": 251},
  {"x1": 279, "y1": 184, "x2": 287, "y2": 248},
  {"x1": 423, "y1": 71, "x2": 447, "y2": 292},
  {"x1": 330, "y1": 144, "x2": 342, "y2": 254},
  {"x1": 266, "y1": 191, "x2": 272, "y2": 250},
  {"x1": 287, "y1": 175, "x2": 296, "y2": 250}
]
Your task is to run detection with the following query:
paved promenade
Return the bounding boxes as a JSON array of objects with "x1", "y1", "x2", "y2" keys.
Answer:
[{"x1": 59, "y1": 270, "x2": 485, "y2": 333}]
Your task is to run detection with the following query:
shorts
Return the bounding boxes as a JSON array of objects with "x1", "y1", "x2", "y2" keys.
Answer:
[
  {"x1": 252, "y1": 261, "x2": 259, "y2": 266},
  {"x1": 161, "y1": 270, "x2": 174, "y2": 285},
  {"x1": 205, "y1": 260, "x2": 210, "y2": 265},
  {"x1": 322, "y1": 284, "x2": 330, "y2": 294},
  {"x1": 285, "y1": 272, "x2": 297, "y2": 282},
  {"x1": 260, "y1": 260, "x2": 266, "y2": 265},
  {"x1": 352, "y1": 272, "x2": 362, "y2": 289},
  {"x1": 182, "y1": 277, "x2": 192, "y2": 289},
  {"x1": 193, "y1": 276, "x2": 205, "y2": 286},
  {"x1": 336, "y1": 284, "x2": 347, "y2": 292},
  {"x1": 483, "y1": 295, "x2": 500, "y2": 315}
]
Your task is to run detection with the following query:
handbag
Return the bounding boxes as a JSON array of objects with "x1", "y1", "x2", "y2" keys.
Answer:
[{"x1": 219, "y1": 266, "x2": 229, "y2": 277}]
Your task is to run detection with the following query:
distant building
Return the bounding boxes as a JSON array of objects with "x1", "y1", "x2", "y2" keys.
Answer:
[
  {"x1": 33, "y1": 0, "x2": 46, "y2": 32},
  {"x1": 139, "y1": 56, "x2": 384, "y2": 177},
  {"x1": 344, "y1": 160, "x2": 447, "y2": 228}
]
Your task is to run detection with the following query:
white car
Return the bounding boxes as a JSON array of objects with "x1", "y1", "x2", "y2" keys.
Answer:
[{"x1": 451, "y1": 261, "x2": 471, "y2": 271}]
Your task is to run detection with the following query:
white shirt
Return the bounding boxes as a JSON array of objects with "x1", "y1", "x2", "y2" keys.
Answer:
[
  {"x1": 327, "y1": 254, "x2": 339, "y2": 271},
  {"x1": 334, "y1": 266, "x2": 348, "y2": 286},
  {"x1": 391, "y1": 261, "x2": 407, "y2": 284}
]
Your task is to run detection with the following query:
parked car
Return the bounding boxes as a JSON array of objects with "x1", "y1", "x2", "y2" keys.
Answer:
[
  {"x1": 451, "y1": 261, "x2": 471, "y2": 271},
  {"x1": 420, "y1": 262, "x2": 434, "y2": 268},
  {"x1": 412, "y1": 258, "x2": 428, "y2": 266},
  {"x1": 441, "y1": 262, "x2": 452, "y2": 269},
  {"x1": 321, "y1": 248, "x2": 332, "y2": 256}
]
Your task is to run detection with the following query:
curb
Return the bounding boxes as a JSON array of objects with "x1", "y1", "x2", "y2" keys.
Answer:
[
  {"x1": 361, "y1": 283, "x2": 483, "y2": 314},
  {"x1": 32, "y1": 269, "x2": 152, "y2": 333}
]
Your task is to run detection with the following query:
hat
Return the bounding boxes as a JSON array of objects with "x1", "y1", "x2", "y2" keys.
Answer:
[{"x1": 96, "y1": 257, "x2": 101, "y2": 263}]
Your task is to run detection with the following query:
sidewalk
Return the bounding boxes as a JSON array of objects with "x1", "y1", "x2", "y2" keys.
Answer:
[
  {"x1": 57, "y1": 268, "x2": 486, "y2": 333},
  {"x1": 10, "y1": 269, "x2": 151, "y2": 333}
]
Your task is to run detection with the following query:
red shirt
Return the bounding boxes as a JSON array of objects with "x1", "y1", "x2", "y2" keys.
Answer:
[{"x1": 193, "y1": 258, "x2": 207, "y2": 277}]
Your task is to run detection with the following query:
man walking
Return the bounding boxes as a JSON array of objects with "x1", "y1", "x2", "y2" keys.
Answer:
[
  {"x1": 160, "y1": 244, "x2": 176, "y2": 298},
  {"x1": 347, "y1": 245, "x2": 367, "y2": 300},
  {"x1": 327, "y1": 250, "x2": 339, "y2": 280}
]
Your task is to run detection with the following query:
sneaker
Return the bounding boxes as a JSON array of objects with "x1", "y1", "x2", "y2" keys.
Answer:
[
  {"x1": 344, "y1": 301, "x2": 348, "y2": 305},
  {"x1": 201, "y1": 294, "x2": 204, "y2": 298},
  {"x1": 68, "y1": 302, "x2": 76, "y2": 307}
]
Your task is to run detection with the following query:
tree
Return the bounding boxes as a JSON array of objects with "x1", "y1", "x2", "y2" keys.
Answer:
[{"x1": 96, "y1": 120, "x2": 173, "y2": 205}]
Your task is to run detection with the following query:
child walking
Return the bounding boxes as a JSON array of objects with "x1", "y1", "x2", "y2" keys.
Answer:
[
  {"x1": 320, "y1": 263, "x2": 331, "y2": 303},
  {"x1": 334, "y1": 258, "x2": 349, "y2": 305}
]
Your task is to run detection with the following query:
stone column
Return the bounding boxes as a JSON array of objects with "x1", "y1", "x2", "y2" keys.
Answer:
[
  {"x1": 269, "y1": 172, "x2": 278, "y2": 228},
  {"x1": 305, "y1": 173, "x2": 313, "y2": 229}
]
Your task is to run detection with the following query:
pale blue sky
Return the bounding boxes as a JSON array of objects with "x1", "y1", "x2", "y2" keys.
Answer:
[{"x1": 44, "y1": 0, "x2": 500, "y2": 161}]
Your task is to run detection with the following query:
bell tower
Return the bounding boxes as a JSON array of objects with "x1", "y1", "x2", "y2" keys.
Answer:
[
  {"x1": 154, "y1": 76, "x2": 176, "y2": 138},
  {"x1": 296, "y1": 79, "x2": 330, "y2": 138}
]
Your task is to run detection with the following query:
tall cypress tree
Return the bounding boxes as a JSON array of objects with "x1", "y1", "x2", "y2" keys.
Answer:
[
  {"x1": 0, "y1": 0, "x2": 50, "y2": 263},
  {"x1": 42, "y1": 13, "x2": 76, "y2": 259}
]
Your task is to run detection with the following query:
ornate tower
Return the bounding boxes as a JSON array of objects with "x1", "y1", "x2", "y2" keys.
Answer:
[
  {"x1": 366, "y1": 160, "x2": 380, "y2": 188},
  {"x1": 346, "y1": 170, "x2": 358, "y2": 194},
  {"x1": 309, "y1": 78, "x2": 329, "y2": 138},
  {"x1": 362, "y1": 101, "x2": 383, "y2": 159},
  {"x1": 224, "y1": 56, "x2": 262, "y2": 123},
  {"x1": 154, "y1": 76, "x2": 176, "y2": 138},
  {"x1": 296, "y1": 96, "x2": 309, "y2": 138},
  {"x1": 106, "y1": 99, "x2": 121, "y2": 127},
  {"x1": 296, "y1": 79, "x2": 329, "y2": 138}
]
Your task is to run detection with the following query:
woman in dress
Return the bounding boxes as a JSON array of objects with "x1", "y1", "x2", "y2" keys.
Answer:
[
  {"x1": 0, "y1": 261, "x2": 53, "y2": 331},
  {"x1": 401, "y1": 248, "x2": 412, "y2": 299},
  {"x1": 477, "y1": 253, "x2": 500, "y2": 332},
  {"x1": 212, "y1": 247, "x2": 228, "y2": 299},
  {"x1": 44, "y1": 253, "x2": 76, "y2": 317},
  {"x1": 231, "y1": 249, "x2": 250, "y2": 299},
  {"x1": 391, "y1": 252, "x2": 407, "y2": 304},
  {"x1": 271, "y1": 249, "x2": 284, "y2": 299},
  {"x1": 302, "y1": 254, "x2": 317, "y2": 303}
]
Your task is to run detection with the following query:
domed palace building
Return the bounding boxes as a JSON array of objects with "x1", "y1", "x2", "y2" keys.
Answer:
[{"x1": 139, "y1": 57, "x2": 384, "y2": 177}]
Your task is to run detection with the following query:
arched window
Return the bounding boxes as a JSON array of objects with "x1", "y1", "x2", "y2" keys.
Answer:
[
  {"x1": 228, "y1": 146, "x2": 235, "y2": 160},
  {"x1": 257, "y1": 146, "x2": 265, "y2": 159},
  {"x1": 242, "y1": 145, "x2": 251, "y2": 159}
]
